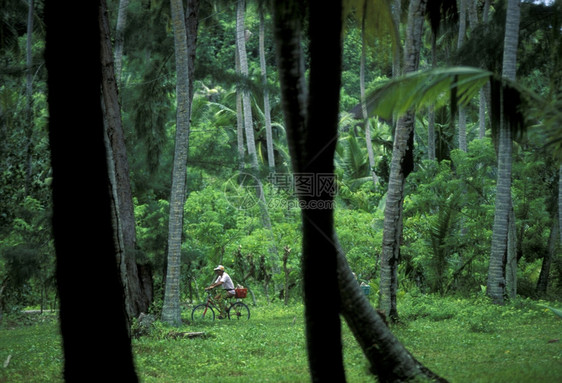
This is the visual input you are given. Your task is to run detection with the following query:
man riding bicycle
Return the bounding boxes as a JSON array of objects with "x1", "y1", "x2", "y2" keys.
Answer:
[{"x1": 205, "y1": 265, "x2": 235, "y2": 319}]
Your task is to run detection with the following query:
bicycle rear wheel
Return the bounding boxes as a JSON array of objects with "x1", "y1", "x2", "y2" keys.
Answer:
[
  {"x1": 227, "y1": 302, "x2": 250, "y2": 320},
  {"x1": 191, "y1": 304, "x2": 215, "y2": 322}
]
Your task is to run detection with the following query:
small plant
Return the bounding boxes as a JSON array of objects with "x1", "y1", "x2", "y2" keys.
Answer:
[
  {"x1": 466, "y1": 313, "x2": 497, "y2": 333},
  {"x1": 131, "y1": 313, "x2": 156, "y2": 339}
]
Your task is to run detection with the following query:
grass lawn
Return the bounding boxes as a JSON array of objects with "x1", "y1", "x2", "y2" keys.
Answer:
[{"x1": 1, "y1": 296, "x2": 561, "y2": 382}]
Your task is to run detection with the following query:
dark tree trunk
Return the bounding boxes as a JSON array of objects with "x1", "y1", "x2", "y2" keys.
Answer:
[
  {"x1": 273, "y1": 1, "x2": 346, "y2": 381},
  {"x1": 380, "y1": 0, "x2": 426, "y2": 322},
  {"x1": 100, "y1": 0, "x2": 152, "y2": 322},
  {"x1": 45, "y1": 0, "x2": 138, "y2": 381},
  {"x1": 273, "y1": 1, "x2": 448, "y2": 382},
  {"x1": 335, "y1": 239, "x2": 447, "y2": 382},
  {"x1": 537, "y1": 213, "x2": 558, "y2": 295}
]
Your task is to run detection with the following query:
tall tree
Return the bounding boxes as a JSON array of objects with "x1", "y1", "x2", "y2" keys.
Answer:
[
  {"x1": 457, "y1": 0, "x2": 468, "y2": 152},
  {"x1": 236, "y1": 0, "x2": 280, "y2": 278},
  {"x1": 487, "y1": 0, "x2": 521, "y2": 304},
  {"x1": 360, "y1": 0, "x2": 378, "y2": 186},
  {"x1": 478, "y1": 0, "x2": 491, "y2": 139},
  {"x1": 235, "y1": 46, "x2": 245, "y2": 173},
  {"x1": 100, "y1": 0, "x2": 152, "y2": 322},
  {"x1": 236, "y1": 0, "x2": 259, "y2": 171},
  {"x1": 162, "y1": 0, "x2": 200, "y2": 326},
  {"x1": 113, "y1": 0, "x2": 130, "y2": 86},
  {"x1": 45, "y1": 0, "x2": 138, "y2": 379},
  {"x1": 427, "y1": 32, "x2": 437, "y2": 161},
  {"x1": 537, "y1": 210, "x2": 558, "y2": 295},
  {"x1": 273, "y1": 1, "x2": 345, "y2": 380},
  {"x1": 379, "y1": 0, "x2": 427, "y2": 320},
  {"x1": 259, "y1": 2, "x2": 275, "y2": 173}
]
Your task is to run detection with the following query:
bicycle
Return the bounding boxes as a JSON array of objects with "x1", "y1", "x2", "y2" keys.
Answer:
[{"x1": 191, "y1": 288, "x2": 250, "y2": 322}]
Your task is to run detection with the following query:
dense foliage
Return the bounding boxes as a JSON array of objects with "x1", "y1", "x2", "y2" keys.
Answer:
[{"x1": 1, "y1": 0, "x2": 561, "y2": 321}]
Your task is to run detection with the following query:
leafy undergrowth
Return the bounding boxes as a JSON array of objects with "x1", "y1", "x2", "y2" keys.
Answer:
[{"x1": 1, "y1": 296, "x2": 561, "y2": 382}]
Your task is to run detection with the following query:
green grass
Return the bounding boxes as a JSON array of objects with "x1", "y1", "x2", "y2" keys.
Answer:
[
  {"x1": 0, "y1": 312, "x2": 62, "y2": 383},
  {"x1": 1, "y1": 296, "x2": 561, "y2": 382}
]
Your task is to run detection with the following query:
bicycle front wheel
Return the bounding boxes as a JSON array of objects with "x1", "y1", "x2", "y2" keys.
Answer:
[
  {"x1": 227, "y1": 302, "x2": 250, "y2": 320},
  {"x1": 191, "y1": 304, "x2": 215, "y2": 322}
]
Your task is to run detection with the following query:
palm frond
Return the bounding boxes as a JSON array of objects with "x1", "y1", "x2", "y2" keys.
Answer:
[
  {"x1": 335, "y1": 131, "x2": 370, "y2": 186},
  {"x1": 365, "y1": 66, "x2": 562, "y2": 153},
  {"x1": 366, "y1": 66, "x2": 491, "y2": 121}
]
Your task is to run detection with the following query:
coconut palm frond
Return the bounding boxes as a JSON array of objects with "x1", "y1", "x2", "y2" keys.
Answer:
[
  {"x1": 366, "y1": 66, "x2": 491, "y2": 121},
  {"x1": 335, "y1": 131, "x2": 370, "y2": 188},
  {"x1": 365, "y1": 66, "x2": 562, "y2": 149}
]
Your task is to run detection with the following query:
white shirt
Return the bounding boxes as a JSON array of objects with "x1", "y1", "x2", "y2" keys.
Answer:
[{"x1": 215, "y1": 272, "x2": 235, "y2": 291}]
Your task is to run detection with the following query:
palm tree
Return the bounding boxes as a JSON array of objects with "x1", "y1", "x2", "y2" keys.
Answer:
[
  {"x1": 258, "y1": 2, "x2": 275, "y2": 173},
  {"x1": 457, "y1": 0, "x2": 468, "y2": 152},
  {"x1": 113, "y1": 0, "x2": 130, "y2": 86},
  {"x1": 477, "y1": 0, "x2": 491, "y2": 139},
  {"x1": 379, "y1": 0, "x2": 427, "y2": 321},
  {"x1": 162, "y1": 0, "x2": 200, "y2": 326},
  {"x1": 359, "y1": 1, "x2": 378, "y2": 186},
  {"x1": 365, "y1": 2, "x2": 561, "y2": 306},
  {"x1": 235, "y1": 0, "x2": 280, "y2": 277},
  {"x1": 487, "y1": 0, "x2": 521, "y2": 305},
  {"x1": 236, "y1": 0, "x2": 259, "y2": 171},
  {"x1": 100, "y1": 0, "x2": 151, "y2": 322}
]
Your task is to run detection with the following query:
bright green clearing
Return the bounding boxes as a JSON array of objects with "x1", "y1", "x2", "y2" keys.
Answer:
[{"x1": 1, "y1": 296, "x2": 561, "y2": 382}]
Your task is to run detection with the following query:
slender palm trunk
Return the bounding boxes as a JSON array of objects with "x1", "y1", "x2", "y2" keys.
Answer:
[
  {"x1": 236, "y1": 0, "x2": 258, "y2": 170},
  {"x1": 260, "y1": 10, "x2": 275, "y2": 173},
  {"x1": 237, "y1": 0, "x2": 279, "y2": 276},
  {"x1": 235, "y1": 48, "x2": 245, "y2": 173},
  {"x1": 113, "y1": 0, "x2": 130, "y2": 87},
  {"x1": 478, "y1": 88, "x2": 487, "y2": 138},
  {"x1": 457, "y1": 0, "x2": 468, "y2": 152},
  {"x1": 391, "y1": 0, "x2": 401, "y2": 79},
  {"x1": 380, "y1": 0, "x2": 426, "y2": 320},
  {"x1": 488, "y1": 118, "x2": 512, "y2": 303},
  {"x1": 162, "y1": 0, "x2": 199, "y2": 326},
  {"x1": 479, "y1": 0, "x2": 491, "y2": 139},
  {"x1": 100, "y1": 0, "x2": 151, "y2": 322},
  {"x1": 428, "y1": 32, "x2": 437, "y2": 160},
  {"x1": 487, "y1": 0, "x2": 520, "y2": 304},
  {"x1": 506, "y1": 205, "x2": 517, "y2": 297},
  {"x1": 536, "y1": 212, "x2": 558, "y2": 295},
  {"x1": 360, "y1": 4, "x2": 378, "y2": 186}
]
